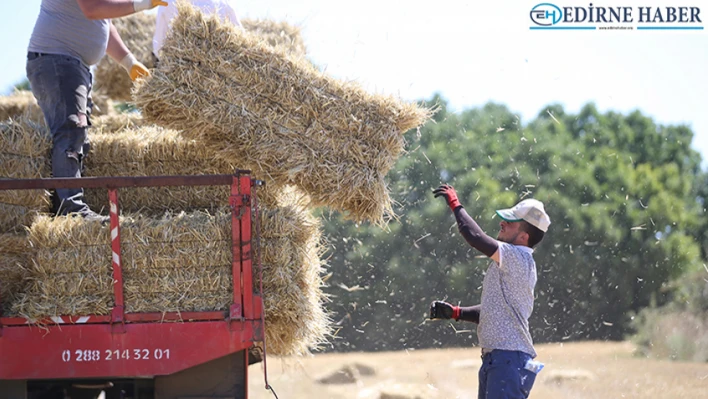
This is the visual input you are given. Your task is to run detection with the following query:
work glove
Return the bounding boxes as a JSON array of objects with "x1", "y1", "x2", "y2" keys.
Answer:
[
  {"x1": 433, "y1": 184, "x2": 462, "y2": 211},
  {"x1": 430, "y1": 300, "x2": 460, "y2": 321},
  {"x1": 133, "y1": 0, "x2": 168, "y2": 12},
  {"x1": 119, "y1": 54, "x2": 150, "y2": 81}
]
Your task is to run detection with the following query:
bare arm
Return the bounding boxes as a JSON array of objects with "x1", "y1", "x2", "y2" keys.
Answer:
[
  {"x1": 106, "y1": 22, "x2": 150, "y2": 81},
  {"x1": 106, "y1": 22, "x2": 130, "y2": 62},
  {"x1": 76, "y1": 0, "x2": 137, "y2": 20},
  {"x1": 76, "y1": 0, "x2": 166, "y2": 20}
]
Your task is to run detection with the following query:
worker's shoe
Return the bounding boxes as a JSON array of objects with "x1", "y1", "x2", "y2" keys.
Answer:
[{"x1": 78, "y1": 210, "x2": 110, "y2": 225}]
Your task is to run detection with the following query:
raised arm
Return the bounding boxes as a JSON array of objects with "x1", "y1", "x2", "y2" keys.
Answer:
[
  {"x1": 433, "y1": 185, "x2": 499, "y2": 259},
  {"x1": 76, "y1": 0, "x2": 167, "y2": 20}
]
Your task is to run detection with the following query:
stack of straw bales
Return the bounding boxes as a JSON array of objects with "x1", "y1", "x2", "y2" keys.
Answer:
[
  {"x1": 1, "y1": 114, "x2": 328, "y2": 355},
  {"x1": 134, "y1": 2, "x2": 432, "y2": 225},
  {"x1": 11, "y1": 199, "x2": 327, "y2": 356},
  {"x1": 0, "y1": 116, "x2": 51, "y2": 234},
  {"x1": 0, "y1": 2, "x2": 431, "y2": 358}
]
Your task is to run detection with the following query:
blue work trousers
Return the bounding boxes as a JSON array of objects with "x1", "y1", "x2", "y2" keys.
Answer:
[
  {"x1": 478, "y1": 350, "x2": 537, "y2": 399},
  {"x1": 26, "y1": 51, "x2": 93, "y2": 215}
]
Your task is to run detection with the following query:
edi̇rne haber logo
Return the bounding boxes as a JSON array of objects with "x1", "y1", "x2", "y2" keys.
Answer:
[{"x1": 530, "y1": 3, "x2": 704, "y2": 30}]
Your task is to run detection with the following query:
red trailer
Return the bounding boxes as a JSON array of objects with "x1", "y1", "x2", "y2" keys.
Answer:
[{"x1": 0, "y1": 173, "x2": 272, "y2": 399}]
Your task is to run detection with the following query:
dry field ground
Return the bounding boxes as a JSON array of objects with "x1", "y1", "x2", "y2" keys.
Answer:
[{"x1": 248, "y1": 341, "x2": 708, "y2": 399}]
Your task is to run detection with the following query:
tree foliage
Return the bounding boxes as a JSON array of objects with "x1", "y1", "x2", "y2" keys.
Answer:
[{"x1": 318, "y1": 95, "x2": 706, "y2": 352}]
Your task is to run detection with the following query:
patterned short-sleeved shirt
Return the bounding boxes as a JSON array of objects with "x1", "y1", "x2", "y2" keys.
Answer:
[{"x1": 477, "y1": 242, "x2": 537, "y2": 358}]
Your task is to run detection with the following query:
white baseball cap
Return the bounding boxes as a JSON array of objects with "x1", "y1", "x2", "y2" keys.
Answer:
[{"x1": 495, "y1": 199, "x2": 551, "y2": 232}]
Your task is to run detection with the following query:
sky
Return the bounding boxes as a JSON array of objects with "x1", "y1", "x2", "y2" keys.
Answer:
[{"x1": 1, "y1": 0, "x2": 707, "y2": 166}]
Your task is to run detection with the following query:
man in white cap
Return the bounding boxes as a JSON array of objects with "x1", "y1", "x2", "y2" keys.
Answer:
[{"x1": 429, "y1": 184, "x2": 550, "y2": 399}]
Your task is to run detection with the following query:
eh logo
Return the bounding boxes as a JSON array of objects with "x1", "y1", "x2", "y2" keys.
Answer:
[{"x1": 531, "y1": 3, "x2": 563, "y2": 26}]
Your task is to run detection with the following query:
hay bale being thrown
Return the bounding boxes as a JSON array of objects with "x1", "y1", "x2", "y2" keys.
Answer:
[
  {"x1": 94, "y1": 12, "x2": 308, "y2": 102},
  {"x1": 0, "y1": 233, "x2": 32, "y2": 316},
  {"x1": 83, "y1": 125, "x2": 286, "y2": 213},
  {"x1": 12, "y1": 200, "x2": 329, "y2": 356},
  {"x1": 93, "y1": 12, "x2": 156, "y2": 102},
  {"x1": 133, "y1": 2, "x2": 433, "y2": 225},
  {"x1": 0, "y1": 116, "x2": 51, "y2": 233},
  {"x1": 0, "y1": 91, "x2": 44, "y2": 124}
]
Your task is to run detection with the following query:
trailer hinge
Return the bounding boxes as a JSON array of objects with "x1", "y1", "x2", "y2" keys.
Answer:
[
  {"x1": 230, "y1": 194, "x2": 250, "y2": 219},
  {"x1": 228, "y1": 303, "x2": 244, "y2": 331},
  {"x1": 111, "y1": 306, "x2": 126, "y2": 334}
]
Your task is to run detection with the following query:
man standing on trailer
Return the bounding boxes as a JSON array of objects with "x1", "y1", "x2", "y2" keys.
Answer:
[
  {"x1": 429, "y1": 184, "x2": 550, "y2": 399},
  {"x1": 26, "y1": 0, "x2": 167, "y2": 220}
]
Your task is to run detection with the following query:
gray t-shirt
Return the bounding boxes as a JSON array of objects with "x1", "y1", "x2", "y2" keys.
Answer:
[
  {"x1": 28, "y1": 0, "x2": 110, "y2": 66},
  {"x1": 477, "y1": 242, "x2": 537, "y2": 358}
]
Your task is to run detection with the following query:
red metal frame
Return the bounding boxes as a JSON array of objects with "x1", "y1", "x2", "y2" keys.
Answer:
[
  {"x1": 230, "y1": 176, "x2": 243, "y2": 325},
  {"x1": 0, "y1": 173, "x2": 264, "y2": 381},
  {"x1": 0, "y1": 321, "x2": 260, "y2": 379},
  {"x1": 239, "y1": 175, "x2": 254, "y2": 322},
  {"x1": 109, "y1": 188, "x2": 126, "y2": 334}
]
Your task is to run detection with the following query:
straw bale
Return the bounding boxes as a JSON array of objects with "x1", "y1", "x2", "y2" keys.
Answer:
[
  {"x1": 10, "y1": 215, "x2": 114, "y2": 318},
  {"x1": 0, "y1": 233, "x2": 32, "y2": 316},
  {"x1": 83, "y1": 126, "x2": 286, "y2": 212},
  {"x1": 94, "y1": 13, "x2": 156, "y2": 102},
  {"x1": 13, "y1": 203, "x2": 329, "y2": 356},
  {"x1": 92, "y1": 12, "x2": 306, "y2": 102},
  {"x1": 241, "y1": 18, "x2": 307, "y2": 58},
  {"x1": 0, "y1": 91, "x2": 44, "y2": 124},
  {"x1": 133, "y1": 2, "x2": 433, "y2": 225},
  {"x1": 90, "y1": 113, "x2": 143, "y2": 134},
  {"x1": 0, "y1": 116, "x2": 52, "y2": 233},
  {"x1": 120, "y1": 211, "x2": 233, "y2": 312}
]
